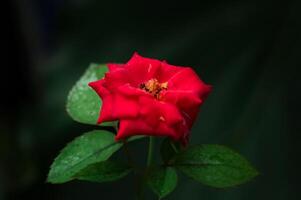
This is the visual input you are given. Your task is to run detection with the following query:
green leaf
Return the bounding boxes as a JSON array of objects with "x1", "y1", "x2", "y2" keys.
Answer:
[
  {"x1": 174, "y1": 145, "x2": 258, "y2": 188},
  {"x1": 74, "y1": 160, "x2": 132, "y2": 183},
  {"x1": 47, "y1": 130, "x2": 122, "y2": 183},
  {"x1": 147, "y1": 167, "x2": 178, "y2": 199},
  {"x1": 127, "y1": 135, "x2": 146, "y2": 142},
  {"x1": 160, "y1": 138, "x2": 180, "y2": 164},
  {"x1": 66, "y1": 63, "x2": 115, "y2": 126}
]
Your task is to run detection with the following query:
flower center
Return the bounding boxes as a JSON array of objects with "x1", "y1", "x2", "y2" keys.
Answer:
[{"x1": 140, "y1": 78, "x2": 168, "y2": 99}]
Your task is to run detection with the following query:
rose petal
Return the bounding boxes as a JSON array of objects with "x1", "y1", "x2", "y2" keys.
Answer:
[
  {"x1": 139, "y1": 96, "x2": 184, "y2": 127},
  {"x1": 116, "y1": 119, "x2": 181, "y2": 141},
  {"x1": 103, "y1": 68, "x2": 129, "y2": 90},
  {"x1": 89, "y1": 81, "x2": 140, "y2": 123},
  {"x1": 156, "y1": 61, "x2": 183, "y2": 82},
  {"x1": 107, "y1": 63, "x2": 124, "y2": 72},
  {"x1": 161, "y1": 90, "x2": 203, "y2": 126},
  {"x1": 89, "y1": 80, "x2": 115, "y2": 123},
  {"x1": 125, "y1": 53, "x2": 161, "y2": 86},
  {"x1": 167, "y1": 67, "x2": 212, "y2": 97}
]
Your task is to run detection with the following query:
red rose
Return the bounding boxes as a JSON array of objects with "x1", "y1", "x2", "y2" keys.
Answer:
[{"x1": 89, "y1": 53, "x2": 212, "y2": 144}]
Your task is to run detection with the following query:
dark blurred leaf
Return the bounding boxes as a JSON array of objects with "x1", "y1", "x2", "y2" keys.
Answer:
[
  {"x1": 127, "y1": 135, "x2": 146, "y2": 142},
  {"x1": 174, "y1": 145, "x2": 258, "y2": 188},
  {"x1": 147, "y1": 167, "x2": 178, "y2": 199},
  {"x1": 66, "y1": 63, "x2": 115, "y2": 126},
  {"x1": 74, "y1": 160, "x2": 132, "y2": 183},
  {"x1": 47, "y1": 130, "x2": 122, "y2": 183},
  {"x1": 160, "y1": 138, "x2": 180, "y2": 164}
]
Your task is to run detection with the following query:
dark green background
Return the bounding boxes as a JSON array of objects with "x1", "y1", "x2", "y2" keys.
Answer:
[{"x1": 3, "y1": 0, "x2": 299, "y2": 199}]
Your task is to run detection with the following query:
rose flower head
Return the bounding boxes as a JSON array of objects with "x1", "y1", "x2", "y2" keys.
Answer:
[{"x1": 89, "y1": 53, "x2": 212, "y2": 144}]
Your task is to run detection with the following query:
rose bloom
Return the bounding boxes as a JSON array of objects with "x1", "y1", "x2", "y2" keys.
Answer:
[{"x1": 89, "y1": 53, "x2": 212, "y2": 144}]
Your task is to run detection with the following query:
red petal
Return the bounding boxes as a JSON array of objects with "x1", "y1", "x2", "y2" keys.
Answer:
[
  {"x1": 116, "y1": 119, "x2": 180, "y2": 141},
  {"x1": 161, "y1": 90, "x2": 203, "y2": 127},
  {"x1": 107, "y1": 63, "x2": 124, "y2": 72},
  {"x1": 116, "y1": 83, "x2": 148, "y2": 97},
  {"x1": 102, "y1": 68, "x2": 131, "y2": 90},
  {"x1": 89, "y1": 81, "x2": 140, "y2": 123},
  {"x1": 167, "y1": 67, "x2": 212, "y2": 97},
  {"x1": 139, "y1": 96, "x2": 184, "y2": 127},
  {"x1": 125, "y1": 53, "x2": 161, "y2": 87},
  {"x1": 89, "y1": 80, "x2": 115, "y2": 123},
  {"x1": 156, "y1": 61, "x2": 183, "y2": 82}
]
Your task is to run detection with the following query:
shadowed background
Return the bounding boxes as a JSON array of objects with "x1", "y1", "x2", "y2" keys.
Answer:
[{"x1": 2, "y1": 0, "x2": 300, "y2": 199}]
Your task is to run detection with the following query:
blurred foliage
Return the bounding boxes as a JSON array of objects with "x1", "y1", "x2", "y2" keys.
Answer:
[{"x1": 2, "y1": 0, "x2": 299, "y2": 199}]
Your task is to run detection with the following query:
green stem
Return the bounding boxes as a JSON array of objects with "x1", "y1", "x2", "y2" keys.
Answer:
[
  {"x1": 122, "y1": 139, "x2": 135, "y2": 168},
  {"x1": 147, "y1": 136, "x2": 155, "y2": 166},
  {"x1": 136, "y1": 175, "x2": 145, "y2": 200},
  {"x1": 136, "y1": 137, "x2": 155, "y2": 200},
  {"x1": 170, "y1": 141, "x2": 179, "y2": 153}
]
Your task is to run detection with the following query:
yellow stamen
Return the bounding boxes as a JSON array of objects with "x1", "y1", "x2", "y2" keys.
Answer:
[{"x1": 140, "y1": 78, "x2": 168, "y2": 99}]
